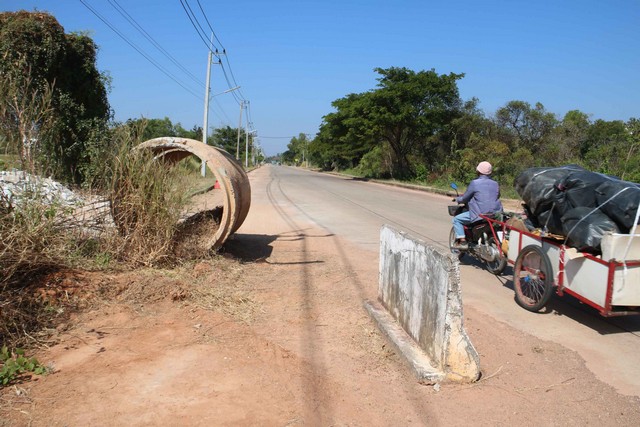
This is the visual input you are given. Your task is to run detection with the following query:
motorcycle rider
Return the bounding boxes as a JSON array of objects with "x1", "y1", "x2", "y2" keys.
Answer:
[{"x1": 452, "y1": 161, "x2": 503, "y2": 249}]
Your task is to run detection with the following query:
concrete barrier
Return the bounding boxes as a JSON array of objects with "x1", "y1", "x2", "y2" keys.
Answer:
[{"x1": 365, "y1": 225, "x2": 480, "y2": 383}]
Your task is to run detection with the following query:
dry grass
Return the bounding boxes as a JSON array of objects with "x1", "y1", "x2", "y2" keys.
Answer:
[
  {"x1": 0, "y1": 128, "x2": 217, "y2": 350},
  {"x1": 92, "y1": 258, "x2": 260, "y2": 324},
  {"x1": 0, "y1": 184, "x2": 92, "y2": 349},
  {"x1": 107, "y1": 133, "x2": 188, "y2": 267},
  {"x1": 172, "y1": 207, "x2": 223, "y2": 259}
]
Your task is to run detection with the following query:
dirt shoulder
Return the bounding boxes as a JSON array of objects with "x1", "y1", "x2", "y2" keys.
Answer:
[{"x1": 2, "y1": 171, "x2": 640, "y2": 426}]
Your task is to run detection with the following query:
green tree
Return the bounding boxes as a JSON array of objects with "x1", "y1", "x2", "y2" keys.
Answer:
[
  {"x1": 313, "y1": 92, "x2": 378, "y2": 170},
  {"x1": 284, "y1": 133, "x2": 311, "y2": 166},
  {"x1": 211, "y1": 125, "x2": 246, "y2": 157},
  {"x1": 620, "y1": 118, "x2": 640, "y2": 182},
  {"x1": 0, "y1": 11, "x2": 111, "y2": 184},
  {"x1": 368, "y1": 67, "x2": 464, "y2": 177},
  {"x1": 582, "y1": 119, "x2": 632, "y2": 179},
  {"x1": 122, "y1": 117, "x2": 202, "y2": 142},
  {"x1": 494, "y1": 101, "x2": 557, "y2": 156},
  {"x1": 542, "y1": 109, "x2": 590, "y2": 165},
  {"x1": 175, "y1": 123, "x2": 201, "y2": 140},
  {"x1": 315, "y1": 67, "x2": 464, "y2": 177}
]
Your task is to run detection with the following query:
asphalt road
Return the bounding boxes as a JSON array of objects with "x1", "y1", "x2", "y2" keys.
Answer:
[{"x1": 251, "y1": 164, "x2": 640, "y2": 396}]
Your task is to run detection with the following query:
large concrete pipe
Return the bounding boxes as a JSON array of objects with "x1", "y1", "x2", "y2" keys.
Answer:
[{"x1": 137, "y1": 137, "x2": 251, "y2": 250}]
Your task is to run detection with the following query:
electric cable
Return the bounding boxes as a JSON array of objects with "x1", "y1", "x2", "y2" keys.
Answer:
[
  {"x1": 179, "y1": 0, "x2": 216, "y2": 52},
  {"x1": 79, "y1": 0, "x2": 201, "y2": 99},
  {"x1": 108, "y1": 0, "x2": 204, "y2": 88},
  {"x1": 195, "y1": 0, "x2": 225, "y2": 50},
  {"x1": 192, "y1": 0, "x2": 246, "y2": 101},
  {"x1": 180, "y1": 0, "x2": 245, "y2": 104}
]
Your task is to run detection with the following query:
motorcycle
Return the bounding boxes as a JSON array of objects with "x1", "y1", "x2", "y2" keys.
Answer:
[{"x1": 448, "y1": 183, "x2": 508, "y2": 275}]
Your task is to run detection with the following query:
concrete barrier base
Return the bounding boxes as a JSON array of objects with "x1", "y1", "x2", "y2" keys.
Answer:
[
  {"x1": 365, "y1": 300, "x2": 445, "y2": 383},
  {"x1": 373, "y1": 225, "x2": 480, "y2": 383}
]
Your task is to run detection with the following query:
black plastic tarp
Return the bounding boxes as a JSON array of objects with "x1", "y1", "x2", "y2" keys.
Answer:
[
  {"x1": 561, "y1": 207, "x2": 620, "y2": 252},
  {"x1": 595, "y1": 179, "x2": 640, "y2": 231},
  {"x1": 514, "y1": 166, "x2": 640, "y2": 252}
]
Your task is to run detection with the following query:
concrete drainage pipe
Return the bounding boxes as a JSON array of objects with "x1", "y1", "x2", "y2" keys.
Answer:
[{"x1": 137, "y1": 137, "x2": 251, "y2": 251}]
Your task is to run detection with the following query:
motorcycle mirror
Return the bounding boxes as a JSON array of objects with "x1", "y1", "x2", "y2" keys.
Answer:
[{"x1": 450, "y1": 182, "x2": 459, "y2": 196}]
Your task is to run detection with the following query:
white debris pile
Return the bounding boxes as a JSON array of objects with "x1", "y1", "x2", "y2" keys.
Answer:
[
  {"x1": 1, "y1": 170, "x2": 114, "y2": 233},
  {"x1": 1, "y1": 169, "x2": 84, "y2": 207}
]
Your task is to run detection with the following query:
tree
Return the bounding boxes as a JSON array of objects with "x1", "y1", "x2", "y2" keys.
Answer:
[
  {"x1": 621, "y1": 118, "x2": 640, "y2": 182},
  {"x1": 0, "y1": 11, "x2": 111, "y2": 184},
  {"x1": 211, "y1": 126, "x2": 248, "y2": 158},
  {"x1": 494, "y1": 101, "x2": 558, "y2": 156},
  {"x1": 284, "y1": 133, "x2": 311, "y2": 165},
  {"x1": 0, "y1": 64, "x2": 55, "y2": 173},
  {"x1": 175, "y1": 123, "x2": 201, "y2": 140},
  {"x1": 368, "y1": 67, "x2": 464, "y2": 177},
  {"x1": 582, "y1": 119, "x2": 630, "y2": 178},
  {"x1": 313, "y1": 92, "x2": 377, "y2": 170},
  {"x1": 121, "y1": 117, "x2": 202, "y2": 142},
  {"x1": 542, "y1": 110, "x2": 590, "y2": 165},
  {"x1": 315, "y1": 67, "x2": 465, "y2": 177}
]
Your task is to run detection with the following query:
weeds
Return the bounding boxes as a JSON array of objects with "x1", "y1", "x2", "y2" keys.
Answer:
[
  {"x1": 107, "y1": 126, "x2": 190, "y2": 266},
  {"x1": 0, "y1": 126, "x2": 194, "y2": 349},
  {"x1": 0, "y1": 121, "x2": 229, "y2": 356},
  {"x1": 0, "y1": 183, "x2": 74, "y2": 287},
  {"x1": 0, "y1": 346, "x2": 47, "y2": 387}
]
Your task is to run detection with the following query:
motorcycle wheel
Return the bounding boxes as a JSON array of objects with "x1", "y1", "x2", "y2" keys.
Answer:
[
  {"x1": 485, "y1": 236, "x2": 507, "y2": 275},
  {"x1": 448, "y1": 228, "x2": 465, "y2": 260}
]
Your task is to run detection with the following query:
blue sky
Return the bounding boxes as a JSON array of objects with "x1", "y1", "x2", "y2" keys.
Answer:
[{"x1": 3, "y1": 0, "x2": 639, "y2": 155}]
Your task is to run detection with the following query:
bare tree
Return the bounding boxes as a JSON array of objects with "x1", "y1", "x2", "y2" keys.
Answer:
[{"x1": 0, "y1": 60, "x2": 55, "y2": 173}]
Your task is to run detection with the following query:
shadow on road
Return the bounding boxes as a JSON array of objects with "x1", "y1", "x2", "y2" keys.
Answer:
[
  {"x1": 498, "y1": 276, "x2": 640, "y2": 336},
  {"x1": 459, "y1": 254, "x2": 640, "y2": 336},
  {"x1": 223, "y1": 232, "x2": 331, "y2": 265},
  {"x1": 223, "y1": 233, "x2": 277, "y2": 262}
]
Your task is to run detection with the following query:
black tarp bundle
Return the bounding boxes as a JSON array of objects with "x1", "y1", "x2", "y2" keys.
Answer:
[{"x1": 514, "y1": 166, "x2": 640, "y2": 252}]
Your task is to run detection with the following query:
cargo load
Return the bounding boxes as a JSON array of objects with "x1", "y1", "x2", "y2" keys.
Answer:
[{"x1": 514, "y1": 166, "x2": 640, "y2": 253}]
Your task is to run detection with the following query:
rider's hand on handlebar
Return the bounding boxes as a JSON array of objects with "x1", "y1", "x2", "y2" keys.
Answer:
[{"x1": 452, "y1": 198, "x2": 457, "y2": 202}]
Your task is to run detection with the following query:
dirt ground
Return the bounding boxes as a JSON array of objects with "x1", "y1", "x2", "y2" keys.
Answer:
[{"x1": 3, "y1": 181, "x2": 640, "y2": 426}]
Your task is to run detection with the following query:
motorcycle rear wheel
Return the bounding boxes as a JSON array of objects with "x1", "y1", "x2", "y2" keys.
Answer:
[{"x1": 485, "y1": 236, "x2": 507, "y2": 275}]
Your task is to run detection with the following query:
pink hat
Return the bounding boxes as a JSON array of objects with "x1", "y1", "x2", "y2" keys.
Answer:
[{"x1": 476, "y1": 161, "x2": 492, "y2": 175}]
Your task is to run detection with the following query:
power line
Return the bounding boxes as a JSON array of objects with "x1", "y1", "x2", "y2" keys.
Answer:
[
  {"x1": 211, "y1": 97, "x2": 233, "y2": 125},
  {"x1": 178, "y1": 0, "x2": 216, "y2": 52},
  {"x1": 178, "y1": 0, "x2": 246, "y2": 105},
  {"x1": 216, "y1": 58, "x2": 244, "y2": 104},
  {"x1": 195, "y1": 0, "x2": 225, "y2": 50},
  {"x1": 260, "y1": 136, "x2": 304, "y2": 139},
  {"x1": 222, "y1": 55, "x2": 247, "y2": 101},
  {"x1": 246, "y1": 100, "x2": 254, "y2": 126},
  {"x1": 79, "y1": 0, "x2": 201, "y2": 99},
  {"x1": 107, "y1": 0, "x2": 204, "y2": 89}
]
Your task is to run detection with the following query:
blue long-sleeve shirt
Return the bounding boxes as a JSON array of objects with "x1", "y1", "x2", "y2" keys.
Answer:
[{"x1": 456, "y1": 175, "x2": 503, "y2": 221}]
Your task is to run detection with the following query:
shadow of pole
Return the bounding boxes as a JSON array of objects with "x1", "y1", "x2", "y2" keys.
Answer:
[
  {"x1": 267, "y1": 170, "x2": 436, "y2": 421},
  {"x1": 264, "y1": 174, "x2": 335, "y2": 423}
]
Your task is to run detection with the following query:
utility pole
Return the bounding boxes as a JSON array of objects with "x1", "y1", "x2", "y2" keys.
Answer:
[
  {"x1": 236, "y1": 101, "x2": 244, "y2": 160},
  {"x1": 245, "y1": 122, "x2": 249, "y2": 168},
  {"x1": 201, "y1": 34, "x2": 214, "y2": 177},
  {"x1": 251, "y1": 139, "x2": 256, "y2": 165}
]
